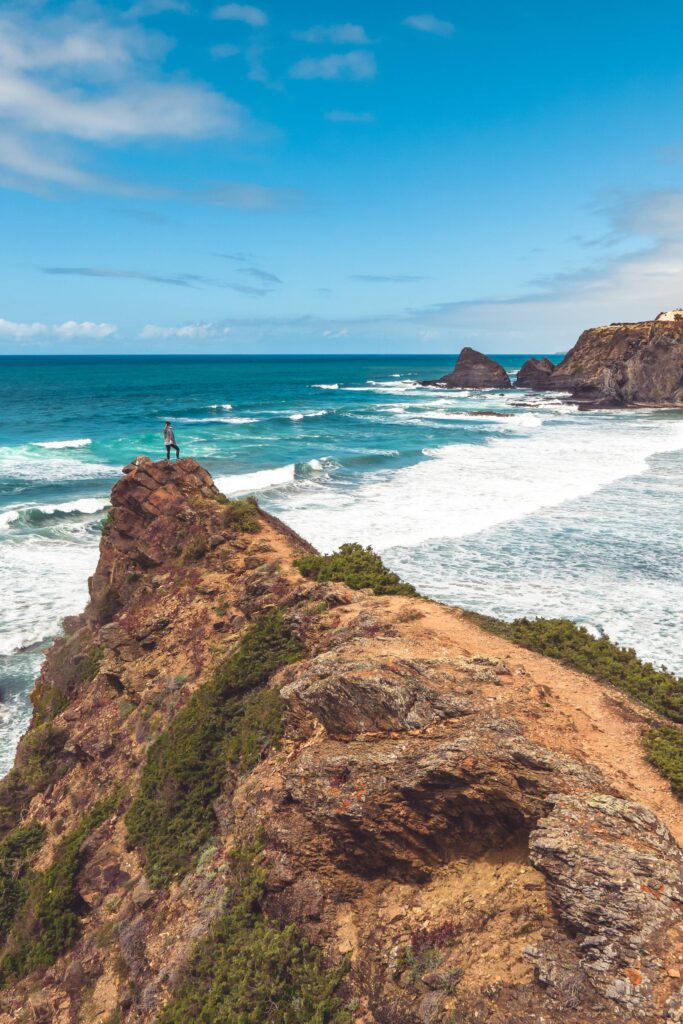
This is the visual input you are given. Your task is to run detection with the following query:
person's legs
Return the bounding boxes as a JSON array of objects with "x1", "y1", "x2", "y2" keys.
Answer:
[
  {"x1": 165, "y1": 444, "x2": 172, "y2": 460},
  {"x1": 173, "y1": 443, "x2": 180, "y2": 460}
]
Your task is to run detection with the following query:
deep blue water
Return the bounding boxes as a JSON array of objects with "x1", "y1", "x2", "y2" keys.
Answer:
[{"x1": 1, "y1": 354, "x2": 682, "y2": 774}]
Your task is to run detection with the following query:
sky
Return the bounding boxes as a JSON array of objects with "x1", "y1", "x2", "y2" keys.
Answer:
[{"x1": 1, "y1": 0, "x2": 683, "y2": 354}]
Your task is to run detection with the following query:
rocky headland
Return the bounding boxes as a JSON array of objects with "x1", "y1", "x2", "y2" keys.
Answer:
[
  {"x1": 422, "y1": 311, "x2": 683, "y2": 406},
  {"x1": 0, "y1": 456, "x2": 680, "y2": 1024},
  {"x1": 420, "y1": 347, "x2": 512, "y2": 389}
]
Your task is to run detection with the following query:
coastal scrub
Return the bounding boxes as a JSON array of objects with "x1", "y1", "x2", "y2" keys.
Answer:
[
  {"x1": 156, "y1": 841, "x2": 350, "y2": 1024},
  {"x1": 126, "y1": 610, "x2": 303, "y2": 887},
  {"x1": 295, "y1": 543, "x2": 416, "y2": 597}
]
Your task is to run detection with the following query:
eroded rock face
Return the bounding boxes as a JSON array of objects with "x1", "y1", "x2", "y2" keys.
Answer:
[
  {"x1": 546, "y1": 319, "x2": 683, "y2": 406},
  {"x1": 1, "y1": 458, "x2": 680, "y2": 1024},
  {"x1": 420, "y1": 347, "x2": 512, "y2": 389},
  {"x1": 515, "y1": 356, "x2": 555, "y2": 389}
]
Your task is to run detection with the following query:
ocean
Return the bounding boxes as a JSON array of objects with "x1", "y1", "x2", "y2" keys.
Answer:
[{"x1": 1, "y1": 354, "x2": 682, "y2": 775}]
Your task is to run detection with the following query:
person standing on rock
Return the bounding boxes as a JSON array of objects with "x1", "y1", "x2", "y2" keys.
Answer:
[{"x1": 163, "y1": 421, "x2": 180, "y2": 461}]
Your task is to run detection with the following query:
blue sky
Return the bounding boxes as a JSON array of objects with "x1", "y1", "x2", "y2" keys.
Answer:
[{"x1": 1, "y1": 0, "x2": 683, "y2": 354}]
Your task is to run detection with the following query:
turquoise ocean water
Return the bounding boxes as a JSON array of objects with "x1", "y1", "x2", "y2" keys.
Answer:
[{"x1": 1, "y1": 354, "x2": 682, "y2": 774}]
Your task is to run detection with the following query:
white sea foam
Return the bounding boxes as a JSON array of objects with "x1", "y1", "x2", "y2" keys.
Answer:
[
  {"x1": 274, "y1": 415, "x2": 683, "y2": 554},
  {"x1": 0, "y1": 448, "x2": 115, "y2": 483},
  {"x1": 0, "y1": 497, "x2": 109, "y2": 531},
  {"x1": 289, "y1": 410, "x2": 327, "y2": 421},
  {"x1": 208, "y1": 403, "x2": 233, "y2": 410},
  {"x1": 216, "y1": 464, "x2": 297, "y2": 495},
  {"x1": 312, "y1": 383, "x2": 339, "y2": 389},
  {"x1": 0, "y1": 534, "x2": 99, "y2": 658},
  {"x1": 176, "y1": 416, "x2": 258, "y2": 424},
  {"x1": 32, "y1": 438, "x2": 92, "y2": 449}
]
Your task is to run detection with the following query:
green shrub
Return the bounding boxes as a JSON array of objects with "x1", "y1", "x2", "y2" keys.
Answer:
[
  {"x1": 0, "y1": 725, "x2": 70, "y2": 838},
  {"x1": 126, "y1": 610, "x2": 302, "y2": 888},
  {"x1": 643, "y1": 726, "x2": 683, "y2": 798},
  {"x1": 221, "y1": 495, "x2": 261, "y2": 533},
  {"x1": 466, "y1": 614, "x2": 683, "y2": 722},
  {"x1": 181, "y1": 530, "x2": 209, "y2": 564},
  {"x1": 156, "y1": 842, "x2": 350, "y2": 1024},
  {"x1": 0, "y1": 796, "x2": 115, "y2": 984},
  {"x1": 295, "y1": 544, "x2": 416, "y2": 597},
  {"x1": 0, "y1": 822, "x2": 46, "y2": 942},
  {"x1": 32, "y1": 642, "x2": 105, "y2": 725}
]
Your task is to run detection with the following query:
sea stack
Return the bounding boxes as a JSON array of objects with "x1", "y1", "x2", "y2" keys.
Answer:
[
  {"x1": 515, "y1": 356, "x2": 555, "y2": 389},
  {"x1": 421, "y1": 346, "x2": 512, "y2": 389},
  {"x1": 546, "y1": 312, "x2": 683, "y2": 406}
]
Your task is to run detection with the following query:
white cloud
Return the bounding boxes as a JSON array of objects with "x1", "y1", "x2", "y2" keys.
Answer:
[
  {"x1": 403, "y1": 14, "x2": 454, "y2": 36},
  {"x1": 325, "y1": 111, "x2": 375, "y2": 123},
  {"x1": 54, "y1": 321, "x2": 118, "y2": 338},
  {"x1": 289, "y1": 51, "x2": 377, "y2": 81},
  {"x1": 0, "y1": 319, "x2": 118, "y2": 339},
  {"x1": 139, "y1": 322, "x2": 232, "y2": 338},
  {"x1": 293, "y1": 24, "x2": 370, "y2": 45},
  {"x1": 0, "y1": 6, "x2": 249, "y2": 193},
  {"x1": 0, "y1": 319, "x2": 47, "y2": 338},
  {"x1": 212, "y1": 4, "x2": 268, "y2": 26}
]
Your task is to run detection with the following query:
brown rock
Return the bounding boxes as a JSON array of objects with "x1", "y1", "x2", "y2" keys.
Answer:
[
  {"x1": 420, "y1": 347, "x2": 512, "y2": 389},
  {"x1": 546, "y1": 316, "x2": 683, "y2": 406},
  {"x1": 515, "y1": 356, "x2": 555, "y2": 389}
]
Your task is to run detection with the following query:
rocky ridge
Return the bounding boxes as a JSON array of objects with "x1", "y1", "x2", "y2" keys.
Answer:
[{"x1": 0, "y1": 456, "x2": 680, "y2": 1024}]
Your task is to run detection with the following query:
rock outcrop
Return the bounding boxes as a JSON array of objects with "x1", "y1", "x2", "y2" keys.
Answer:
[
  {"x1": 421, "y1": 347, "x2": 512, "y2": 389},
  {"x1": 515, "y1": 356, "x2": 555, "y2": 389},
  {"x1": 539, "y1": 317, "x2": 683, "y2": 406},
  {"x1": 0, "y1": 457, "x2": 680, "y2": 1024}
]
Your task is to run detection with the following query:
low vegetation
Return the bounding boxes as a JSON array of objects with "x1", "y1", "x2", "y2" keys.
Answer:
[
  {"x1": 220, "y1": 495, "x2": 261, "y2": 533},
  {"x1": 156, "y1": 841, "x2": 350, "y2": 1024},
  {"x1": 295, "y1": 543, "x2": 417, "y2": 597},
  {"x1": 126, "y1": 610, "x2": 302, "y2": 888},
  {"x1": 0, "y1": 822, "x2": 46, "y2": 942},
  {"x1": 0, "y1": 724, "x2": 70, "y2": 838},
  {"x1": 0, "y1": 796, "x2": 115, "y2": 984},
  {"x1": 643, "y1": 727, "x2": 683, "y2": 799},
  {"x1": 32, "y1": 641, "x2": 105, "y2": 724},
  {"x1": 467, "y1": 613, "x2": 683, "y2": 797}
]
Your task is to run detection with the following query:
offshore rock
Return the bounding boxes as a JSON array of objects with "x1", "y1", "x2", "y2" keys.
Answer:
[
  {"x1": 420, "y1": 346, "x2": 512, "y2": 389},
  {"x1": 515, "y1": 356, "x2": 555, "y2": 389}
]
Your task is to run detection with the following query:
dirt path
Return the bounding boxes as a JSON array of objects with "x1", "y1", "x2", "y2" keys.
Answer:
[{"x1": 402, "y1": 600, "x2": 683, "y2": 844}]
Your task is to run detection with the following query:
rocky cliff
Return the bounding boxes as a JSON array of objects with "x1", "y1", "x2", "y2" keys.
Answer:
[
  {"x1": 0, "y1": 457, "x2": 680, "y2": 1024},
  {"x1": 514, "y1": 357, "x2": 554, "y2": 390},
  {"x1": 420, "y1": 348, "x2": 511, "y2": 389},
  {"x1": 540, "y1": 318, "x2": 683, "y2": 406}
]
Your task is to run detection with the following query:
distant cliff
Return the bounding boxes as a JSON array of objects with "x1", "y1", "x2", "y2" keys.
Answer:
[
  {"x1": 543, "y1": 314, "x2": 683, "y2": 406},
  {"x1": 0, "y1": 457, "x2": 680, "y2": 1024}
]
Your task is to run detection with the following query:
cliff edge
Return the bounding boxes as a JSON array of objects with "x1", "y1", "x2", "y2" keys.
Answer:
[
  {"x1": 0, "y1": 457, "x2": 680, "y2": 1024},
  {"x1": 543, "y1": 317, "x2": 683, "y2": 406}
]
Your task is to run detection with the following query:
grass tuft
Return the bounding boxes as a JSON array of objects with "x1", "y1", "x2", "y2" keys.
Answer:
[
  {"x1": 0, "y1": 725, "x2": 70, "y2": 838},
  {"x1": 156, "y1": 841, "x2": 350, "y2": 1024},
  {"x1": 643, "y1": 726, "x2": 683, "y2": 798},
  {"x1": 295, "y1": 543, "x2": 416, "y2": 597},
  {"x1": 0, "y1": 796, "x2": 115, "y2": 984},
  {"x1": 126, "y1": 610, "x2": 302, "y2": 888},
  {"x1": 0, "y1": 822, "x2": 46, "y2": 943},
  {"x1": 221, "y1": 495, "x2": 261, "y2": 533}
]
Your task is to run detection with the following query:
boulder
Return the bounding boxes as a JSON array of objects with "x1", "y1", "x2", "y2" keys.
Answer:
[
  {"x1": 515, "y1": 356, "x2": 555, "y2": 389},
  {"x1": 420, "y1": 347, "x2": 512, "y2": 389}
]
